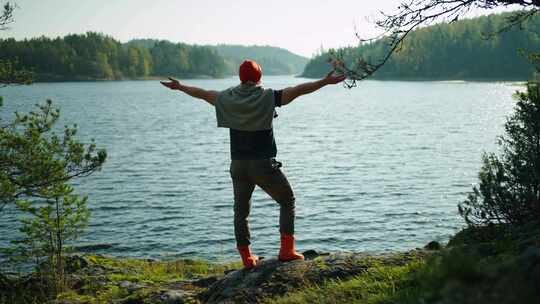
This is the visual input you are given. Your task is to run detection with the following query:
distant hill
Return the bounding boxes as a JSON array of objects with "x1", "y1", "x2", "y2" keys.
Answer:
[
  {"x1": 210, "y1": 44, "x2": 309, "y2": 75},
  {"x1": 301, "y1": 12, "x2": 540, "y2": 80},
  {"x1": 127, "y1": 40, "x2": 309, "y2": 76},
  {"x1": 0, "y1": 35, "x2": 309, "y2": 82}
]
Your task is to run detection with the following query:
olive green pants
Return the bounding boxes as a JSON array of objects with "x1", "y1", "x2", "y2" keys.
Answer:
[{"x1": 230, "y1": 158, "x2": 296, "y2": 247}]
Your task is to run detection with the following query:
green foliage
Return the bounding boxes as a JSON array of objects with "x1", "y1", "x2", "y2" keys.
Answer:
[
  {"x1": 266, "y1": 230, "x2": 540, "y2": 304},
  {"x1": 1, "y1": 99, "x2": 106, "y2": 295},
  {"x1": 0, "y1": 4, "x2": 107, "y2": 300},
  {"x1": 0, "y1": 100, "x2": 107, "y2": 212},
  {"x1": 211, "y1": 44, "x2": 308, "y2": 75},
  {"x1": 0, "y1": 1, "x2": 34, "y2": 87},
  {"x1": 409, "y1": 240, "x2": 539, "y2": 304},
  {"x1": 0, "y1": 34, "x2": 309, "y2": 81},
  {"x1": 0, "y1": 32, "x2": 227, "y2": 81},
  {"x1": 459, "y1": 82, "x2": 540, "y2": 226},
  {"x1": 266, "y1": 262, "x2": 423, "y2": 304},
  {"x1": 86, "y1": 254, "x2": 240, "y2": 284},
  {"x1": 52, "y1": 255, "x2": 241, "y2": 303},
  {"x1": 0, "y1": 59, "x2": 33, "y2": 86},
  {"x1": 0, "y1": 273, "x2": 53, "y2": 304},
  {"x1": 302, "y1": 12, "x2": 540, "y2": 80},
  {"x1": 10, "y1": 186, "x2": 91, "y2": 281},
  {"x1": 129, "y1": 40, "x2": 309, "y2": 76}
]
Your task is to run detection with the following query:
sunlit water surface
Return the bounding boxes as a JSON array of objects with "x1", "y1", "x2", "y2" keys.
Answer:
[{"x1": 0, "y1": 76, "x2": 518, "y2": 261}]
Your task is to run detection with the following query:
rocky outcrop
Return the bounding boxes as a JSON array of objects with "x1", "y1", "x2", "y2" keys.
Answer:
[
  {"x1": 200, "y1": 249, "x2": 429, "y2": 304},
  {"x1": 53, "y1": 249, "x2": 432, "y2": 304}
]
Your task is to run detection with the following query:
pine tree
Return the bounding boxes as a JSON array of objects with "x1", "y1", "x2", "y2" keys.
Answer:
[{"x1": 459, "y1": 81, "x2": 540, "y2": 226}]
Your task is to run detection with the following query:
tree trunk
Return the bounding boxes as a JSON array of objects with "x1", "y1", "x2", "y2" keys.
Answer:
[{"x1": 55, "y1": 197, "x2": 63, "y2": 290}]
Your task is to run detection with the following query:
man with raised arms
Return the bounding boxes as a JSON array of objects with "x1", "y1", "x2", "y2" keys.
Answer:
[{"x1": 161, "y1": 60, "x2": 346, "y2": 269}]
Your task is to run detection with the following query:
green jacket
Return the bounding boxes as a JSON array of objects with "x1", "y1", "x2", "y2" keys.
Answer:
[{"x1": 215, "y1": 83, "x2": 276, "y2": 131}]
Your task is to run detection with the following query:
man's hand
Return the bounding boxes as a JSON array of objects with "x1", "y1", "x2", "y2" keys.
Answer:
[
  {"x1": 322, "y1": 70, "x2": 347, "y2": 85},
  {"x1": 160, "y1": 77, "x2": 182, "y2": 90},
  {"x1": 160, "y1": 76, "x2": 217, "y2": 106}
]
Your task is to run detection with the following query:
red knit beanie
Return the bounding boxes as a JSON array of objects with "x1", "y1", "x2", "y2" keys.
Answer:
[{"x1": 239, "y1": 60, "x2": 262, "y2": 83}]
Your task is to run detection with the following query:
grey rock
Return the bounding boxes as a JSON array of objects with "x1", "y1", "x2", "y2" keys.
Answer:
[
  {"x1": 118, "y1": 280, "x2": 145, "y2": 293},
  {"x1": 151, "y1": 290, "x2": 191, "y2": 304},
  {"x1": 66, "y1": 274, "x2": 85, "y2": 290},
  {"x1": 424, "y1": 241, "x2": 442, "y2": 250},
  {"x1": 302, "y1": 249, "x2": 320, "y2": 260},
  {"x1": 191, "y1": 276, "x2": 218, "y2": 287},
  {"x1": 223, "y1": 268, "x2": 236, "y2": 275},
  {"x1": 201, "y1": 250, "x2": 421, "y2": 304}
]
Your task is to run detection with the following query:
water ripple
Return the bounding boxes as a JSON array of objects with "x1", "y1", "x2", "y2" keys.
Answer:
[{"x1": 0, "y1": 77, "x2": 516, "y2": 261}]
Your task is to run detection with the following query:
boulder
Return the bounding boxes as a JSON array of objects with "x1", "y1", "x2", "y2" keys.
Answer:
[
  {"x1": 424, "y1": 241, "x2": 442, "y2": 251},
  {"x1": 150, "y1": 290, "x2": 193, "y2": 304},
  {"x1": 201, "y1": 250, "x2": 426, "y2": 304},
  {"x1": 118, "y1": 280, "x2": 146, "y2": 293},
  {"x1": 63, "y1": 255, "x2": 89, "y2": 273}
]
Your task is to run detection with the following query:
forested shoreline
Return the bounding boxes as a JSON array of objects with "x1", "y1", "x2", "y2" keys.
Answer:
[
  {"x1": 0, "y1": 33, "x2": 308, "y2": 82},
  {"x1": 302, "y1": 12, "x2": 540, "y2": 80},
  {"x1": 3, "y1": 11, "x2": 538, "y2": 83}
]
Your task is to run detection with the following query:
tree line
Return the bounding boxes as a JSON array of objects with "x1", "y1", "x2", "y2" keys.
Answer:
[
  {"x1": 0, "y1": 34, "x2": 310, "y2": 82},
  {"x1": 302, "y1": 12, "x2": 540, "y2": 80},
  {"x1": 128, "y1": 40, "x2": 309, "y2": 76},
  {"x1": 0, "y1": 32, "x2": 228, "y2": 81}
]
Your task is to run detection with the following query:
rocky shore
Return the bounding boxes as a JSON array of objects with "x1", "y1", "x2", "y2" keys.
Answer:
[
  {"x1": 3, "y1": 224, "x2": 539, "y2": 304},
  {"x1": 50, "y1": 248, "x2": 432, "y2": 304}
]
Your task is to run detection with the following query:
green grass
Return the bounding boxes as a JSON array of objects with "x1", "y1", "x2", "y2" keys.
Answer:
[
  {"x1": 265, "y1": 262, "x2": 423, "y2": 304},
  {"x1": 1, "y1": 254, "x2": 242, "y2": 304},
  {"x1": 86, "y1": 254, "x2": 241, "y2": 284},
  {"x1": 264, "y1": 225, "x2": 540, "y2": 304},
  {"x1": 4, "y1": 224, "x2": 540, "y2": 304},
  {"x1": 56, "y1": 255, "x2": 241, "y2": 303}
]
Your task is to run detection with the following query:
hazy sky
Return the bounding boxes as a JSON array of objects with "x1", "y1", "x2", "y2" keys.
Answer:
[{"x1": 3, "y1": 0, "x2": 506, "y2": 57}]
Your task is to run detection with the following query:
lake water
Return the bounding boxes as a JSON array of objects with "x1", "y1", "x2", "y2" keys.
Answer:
[{"x1": 0, "y1": 76, "x2": 518, "y2": 262}]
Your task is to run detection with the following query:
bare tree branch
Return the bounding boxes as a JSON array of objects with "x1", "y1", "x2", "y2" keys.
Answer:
[{"x1": 0, "y1": 2, "x2": 15, "y2": 31}]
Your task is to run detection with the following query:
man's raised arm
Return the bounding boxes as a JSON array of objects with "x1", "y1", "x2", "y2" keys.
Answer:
[
  {"x1": 281, "y1": 71, "x2": 346, "y2": 106},
  {"x1": 160, "y1": 77, "x2": 218, "y2": 106}
]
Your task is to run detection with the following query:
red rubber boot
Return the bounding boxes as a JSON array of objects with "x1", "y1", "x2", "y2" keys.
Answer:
[
  {"x1": 237, "y1": 246, "x2": 259, "y2": 269},
  {"x1": 278, "y1": 234, "x2": 304, "y2": 262}
]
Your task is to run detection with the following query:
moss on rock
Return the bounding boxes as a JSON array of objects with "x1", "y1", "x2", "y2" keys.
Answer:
[{"x1": 4, "y1": 227, "x2": 540, "y2": 304}]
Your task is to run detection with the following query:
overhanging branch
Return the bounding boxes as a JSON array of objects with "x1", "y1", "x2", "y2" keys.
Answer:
[{"x1": 334, "y1": 0, "x2": 539, "y2": 88}]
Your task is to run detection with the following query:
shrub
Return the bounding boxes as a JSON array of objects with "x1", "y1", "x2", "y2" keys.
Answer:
[
  {"x1": 459, "y1": 81, "x2": 540, "y2": 226},
  {"x1": 1, "y1": 100, "x2": 106, "y2": 295}
]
